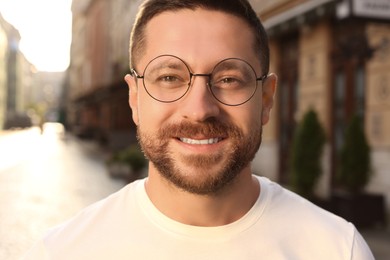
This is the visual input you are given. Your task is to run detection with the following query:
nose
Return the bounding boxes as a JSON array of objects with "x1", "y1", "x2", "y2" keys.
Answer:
[{"x1": 179, "y1": 76, "x2": 220, "y2": 122}]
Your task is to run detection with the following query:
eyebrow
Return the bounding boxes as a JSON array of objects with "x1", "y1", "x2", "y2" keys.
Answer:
[{"x1": 147, "y1": 60, "x2": 185, "y2": 74}]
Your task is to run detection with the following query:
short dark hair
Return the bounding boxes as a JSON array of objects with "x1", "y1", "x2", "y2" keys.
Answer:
[{"x1": 129, "y1": 0, "x2": 269, "y2": 75}]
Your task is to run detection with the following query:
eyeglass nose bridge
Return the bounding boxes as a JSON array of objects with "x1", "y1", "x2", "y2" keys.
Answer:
[{"x1": 189, "y1": 72, "x2": 212, "y2": 87}]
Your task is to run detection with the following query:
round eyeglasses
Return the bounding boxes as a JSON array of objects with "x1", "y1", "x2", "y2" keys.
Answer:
[{"x1": 131, "y1": 55, "x2": 267, "y2": 106}]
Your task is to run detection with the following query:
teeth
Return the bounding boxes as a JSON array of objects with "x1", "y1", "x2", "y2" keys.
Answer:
[{"x1": 180, "y1": 138, "x2": 220, "y2": 145}]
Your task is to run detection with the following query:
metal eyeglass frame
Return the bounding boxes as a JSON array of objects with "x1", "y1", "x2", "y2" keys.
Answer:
[{"x1": 130, "y1": 54, "x2": 268, "y2": 106}]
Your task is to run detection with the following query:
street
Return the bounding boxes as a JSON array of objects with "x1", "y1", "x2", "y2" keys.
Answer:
[{"x1": 0, "y1": 124, "x2": 126, "y2": 259}]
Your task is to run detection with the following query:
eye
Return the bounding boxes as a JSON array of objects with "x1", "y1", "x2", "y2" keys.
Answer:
[
  {"x1": 159, "y1": 75, "x2": 180, "y2": 82},
  {"x1": 212, "y1": 74, "x2": 244, "y2": 90},
  {"x1": 153, "y1": 73, "x2": 189, "y2": 90},
  {"x1": 220, "y1": 77, "x2": 240, "y2": 84}
]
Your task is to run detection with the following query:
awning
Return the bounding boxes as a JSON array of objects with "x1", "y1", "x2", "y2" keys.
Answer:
[{"x1": 263, "y1": 0, "x2": 336, "y2": 30}]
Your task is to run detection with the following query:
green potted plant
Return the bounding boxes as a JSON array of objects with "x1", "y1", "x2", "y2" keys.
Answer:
[
  {"x1": 333, "y1": 114, "x2": 385, "y2": 227},
  {"x1": 107, "y1": 144, "x2": 147, "y2": 182},
  {"x1": 290, "y1": 109, "x2": 326, "y2": 199},
  {"x1": 337, "y1": 115, "x2": 371, "y2": 193}
]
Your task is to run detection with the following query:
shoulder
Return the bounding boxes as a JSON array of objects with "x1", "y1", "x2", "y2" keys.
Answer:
[
  {"x1": 41, "y1": 179, "x2": 143, "y2": 254},
  {"x1": 258, "y1": 176, "x2": 342, "y2": 221},
  {"x1": 256, "y1": 176, "x2": 362, "y2": 256}
]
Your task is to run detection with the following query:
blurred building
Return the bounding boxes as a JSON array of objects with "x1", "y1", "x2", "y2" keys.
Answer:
[
  {"x1": 0, "y1": 15, "x2": 7, "y2": 129},
  {"x1": 67, "y1": 0, "x2": 390, "y2": 208},
  {"x1": 67, "y1": 0, "x2": 141, "y2": 149},
  {"x1": 27, "y1": 71, "x2": 66, "y2": 122},
  {"x1": 0, "y1": 13, "x2": 34, "y2": 130},
  {"x1": 250, "y1": 0, "x2": 390, "y2": 209}
]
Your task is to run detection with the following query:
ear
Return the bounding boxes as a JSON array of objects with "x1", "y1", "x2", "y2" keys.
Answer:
[
  {"x1": 124, "y1": 74, "x2": 139, "y2": 125},
  {"x1": 261, "y1": 73, "x2": 277, "y2": 125}
]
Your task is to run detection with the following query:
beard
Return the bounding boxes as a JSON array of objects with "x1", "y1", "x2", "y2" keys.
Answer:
[{"x1": 137, "y1": 118, "x2": 262, "y2": 195}]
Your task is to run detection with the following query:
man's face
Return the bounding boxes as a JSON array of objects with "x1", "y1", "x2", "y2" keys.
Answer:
[{"x1": 127, "y1": 9, "x2": 274, "y2": 195}]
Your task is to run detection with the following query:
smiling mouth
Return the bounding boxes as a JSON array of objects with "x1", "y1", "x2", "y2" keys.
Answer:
[{"x1": 179, "y1": 137, "x2": 222, "y2": 145}]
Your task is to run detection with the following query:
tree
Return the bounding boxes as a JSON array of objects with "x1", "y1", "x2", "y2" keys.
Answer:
[
  {"x1": 337, "y1": 115, "x2": 371, "y2": 193},
  {"x1": 290, "y1": 109, "x2": 326, "y2": 198}
]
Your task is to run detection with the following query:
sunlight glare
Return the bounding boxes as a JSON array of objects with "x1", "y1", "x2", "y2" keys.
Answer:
[{"x1": 0, "y1": 0, "x2": 72, "y2": 72}]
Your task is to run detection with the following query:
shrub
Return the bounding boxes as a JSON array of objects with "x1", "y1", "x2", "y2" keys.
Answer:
[
  {"x1": 337, "y1": 115, "x2": 371, "y2": 193},
  {"x1": 109, "y1": 144, "x2": 147, "y2": 173},
  {"x1": 290, "y1": 109, "x2": 326, "y2": 198}
]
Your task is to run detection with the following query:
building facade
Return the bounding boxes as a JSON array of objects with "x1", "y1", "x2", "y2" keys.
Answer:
[
  {"x1": 0, "y1": 14, "x2": 33, "y2": 130},
  {"x1": 68, "y1": 0, "x2": 142, "y2": 149},
  {"x1": 250, "y1": 0, "x2": 390, "y2": 209},
  {"x1": 67, "y1": 0, "x2": 390, "y2": 209},
  {"x1": 0, "y1": 15, "x2": 8, "y2": 129}
]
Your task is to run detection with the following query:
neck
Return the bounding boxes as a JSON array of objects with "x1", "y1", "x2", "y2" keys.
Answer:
[{"x1": 145, "y1": 165, "x2": 260, "y2": 227}]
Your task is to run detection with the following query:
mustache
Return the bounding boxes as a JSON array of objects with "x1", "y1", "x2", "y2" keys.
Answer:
[{"x1": 158, "y1": 119, "x2": 241, "y2": 139}]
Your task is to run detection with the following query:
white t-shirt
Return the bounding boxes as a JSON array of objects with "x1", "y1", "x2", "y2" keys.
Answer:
[{"x1": 24, "y1": 176, "x2": 374, "y2": 259}]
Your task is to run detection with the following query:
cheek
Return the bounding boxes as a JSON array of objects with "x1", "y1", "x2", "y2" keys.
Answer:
[
  {"x1": 228, "y1": 107, "x2": 261, "y2": 136},
  {"x1": 239, "y1": 97, "x2": 263, "y2": 126},
  {"x1": 138, "y1": 105, "x2": 158, "y2": 127},
  {"x1": 137, "y1": 95, "x2": 173, "y2": 128}
]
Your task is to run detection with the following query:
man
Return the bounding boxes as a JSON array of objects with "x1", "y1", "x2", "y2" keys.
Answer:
[{"x1": 25, "y1": 0, "x2": 374, "y2": 259}]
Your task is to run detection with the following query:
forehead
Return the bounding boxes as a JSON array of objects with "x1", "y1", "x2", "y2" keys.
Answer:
[{"x1": 140, "y1": 8, "x2": 259, "y2": 70}]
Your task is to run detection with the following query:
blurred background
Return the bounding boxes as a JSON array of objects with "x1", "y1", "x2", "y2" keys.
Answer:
[{"x1": 0, "y1": 0, "x2": 389, "y2": 259}]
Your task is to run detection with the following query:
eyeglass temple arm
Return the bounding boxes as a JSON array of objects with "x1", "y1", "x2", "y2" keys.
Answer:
[
  {"x1": 256, "y1": 74, "x2": 268, "y2": 82},
  {"x1": 130, "y1": 69, "x2": 144, "y2": 79}
]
